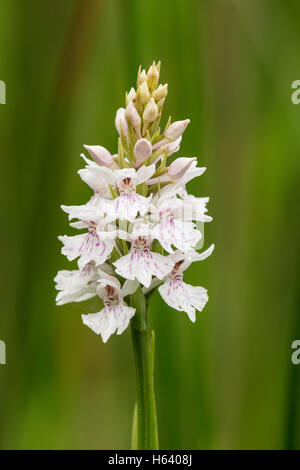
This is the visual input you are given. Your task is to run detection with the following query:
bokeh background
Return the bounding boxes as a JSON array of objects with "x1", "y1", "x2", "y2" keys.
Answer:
[{"x1": 1, "y1": 0, "x2": 300, "y2": 450}]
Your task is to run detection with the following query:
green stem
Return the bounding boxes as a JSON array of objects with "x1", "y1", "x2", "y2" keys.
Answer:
[{"x1": 130, "y1": 288, "x2": 159, "y2": 450}]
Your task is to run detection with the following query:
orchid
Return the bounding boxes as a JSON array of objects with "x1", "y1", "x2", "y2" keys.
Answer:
[
  {"x1": 158, "y1": 245, "x2": 214, "y2": 322},
  {"x1": 113, "y1": 224, "x2": 174, "y2": 288},
  {"x1": 55, "y1": 61, "x2": 213, "y2": 450},
  {"x1": 82, "y1": 274, "x2": 136, "y2": 343},
  {"x1": 102, "y1": 165, "x2": 155, "y2": 222}
]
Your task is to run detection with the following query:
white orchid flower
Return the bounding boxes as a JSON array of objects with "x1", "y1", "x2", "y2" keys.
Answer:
[
  {"x1": 113, "y1": 223, "x2": 174, "y2": 288},
  {"x1": 150, "y1": 196, "x2": 202, "y2": 254},
  {"x1": 102, "y1": 165, "x2": 155, "y2": 222},
  {"x1": 81, "y1": 275, "x2": 135, "y2": 343},
  {"x1": 158, "y1": 244, "x2": 215, "y2": 321}
]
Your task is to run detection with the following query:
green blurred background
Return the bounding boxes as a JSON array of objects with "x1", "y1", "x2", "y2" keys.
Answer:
[{"x1": 1, "y1": 0, "x2": 300, "y2": 449}]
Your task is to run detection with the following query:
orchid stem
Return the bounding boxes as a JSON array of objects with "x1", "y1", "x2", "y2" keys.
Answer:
[{"x1": 130, "y1": 289, "x2": 159, "y2": 450}]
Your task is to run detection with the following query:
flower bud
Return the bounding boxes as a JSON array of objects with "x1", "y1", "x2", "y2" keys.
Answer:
[
  {"x1": 137, "y1": 67, "x2": 147, "y2": 87},
  {"x1": 83, "y1": 145, "x2": 114, "y2": 168},
  {"x1": 134, "y1": 138, "x2": 152, "y2": 166},
  {"x1": 143, "y1": 97, "x2": 158, "y2": 123},
  {"x1": 164, "y1": 119, "x2": 190, "y2": 141},
  {"x1": 115, "y1": 107, "x2": 128, "y2": 136},
  {"x1": 168, "y1": 157, "x2": 196, "y2": 180},
  {"x1": 137, "y1": 81, "x2": 151, "y2": 105},
  {"x1": 125, "y1": 101, "x2": 141, "y2": 132},
  {"x1": 152, "y1": 83, "x2": 168, "y2": 102},
  {"x1": 151, "y1": 137, "x2": 182, "y2": 164},
  {"x1": 147, "y1": 61, "x2": 160, "y2": 91},
  {"x1": 126, "y1": 87, "x2": 136, "y2": 106},
  {"x1": 156, "y1": 97, "x2": 165, "y2": 110},
  {"x1": 163, "y1": 136, "x2": 182, "y2": 156}
]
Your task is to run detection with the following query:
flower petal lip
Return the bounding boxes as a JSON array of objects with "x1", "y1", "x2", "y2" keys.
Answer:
[
  {"x1": 81, "y1": 278, "x2": 136, "y2": 342},
  {"x1": 113, "y1": 240, "x2": 174, "y2": 288},
  {"x1": 158, "y1": 279, "x2": 208, "y2": 322},
  {"x1": 58, "y1": 227, "x2": 115, "y2": 268},
  {"x1": 54, "y1": 264, "x2": 99, "y2": 305},
  {"x1": 61, "y1": 194, "x2": 105, "y2": 222},
  {"x1": 82, "y1": 303, "x2": 135, "y2": 343},
  {"x1": 105, "y1": 191, "x2": 152, "y2": 223}
]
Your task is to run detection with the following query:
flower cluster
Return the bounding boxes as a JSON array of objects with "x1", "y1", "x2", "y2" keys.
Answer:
[{"x1": 55, "y1": 61, "x2": 214, "y2": 343}]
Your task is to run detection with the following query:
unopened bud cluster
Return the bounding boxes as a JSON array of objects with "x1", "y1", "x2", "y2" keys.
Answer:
[{"x1": 113, "y1": 61, "x2": 190, "y2": 178}]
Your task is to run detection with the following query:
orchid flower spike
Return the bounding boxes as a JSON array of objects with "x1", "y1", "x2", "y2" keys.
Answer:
[{"x1": 55, "y1": 61, "x2": 213, "y2": 344}]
